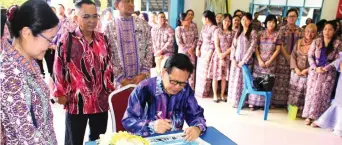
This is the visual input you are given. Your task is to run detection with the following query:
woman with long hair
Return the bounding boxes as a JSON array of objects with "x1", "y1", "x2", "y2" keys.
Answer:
[
  {"x1": 0, "y1": 1, "x2": 59, "y2": 144},
  {"x1": 248, "y1": 15, "x2": 281, "y2": 110},
  {"x1": 288, "y1": 24, "x2": 317, "y2": 116},
  {"x1": 303, "y1": 21, "x2": 341, "y2": 126},
  {"x1": 227, "y1": 13, "x2": 258, "y2": 107},
  {"x1": 272, "y1": 8, "x2": 303, "y2": 107},
  {"x1": 175, "y1": 13, "x2": 199, "y2": 89},
  {"x1": 208, "y1": 13, "x2": 234, "y2": 102},
  {"x1": 195, "y1": 10, "x2": 218, "y2": 98}
]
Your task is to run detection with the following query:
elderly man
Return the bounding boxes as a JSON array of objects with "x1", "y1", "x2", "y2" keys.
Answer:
[
  {"x1": 104, "y1": 0, "x2": 153, "y2": 86},
  {"x1": 122, "y1": 54, "x2": 207, "y2": 141}
]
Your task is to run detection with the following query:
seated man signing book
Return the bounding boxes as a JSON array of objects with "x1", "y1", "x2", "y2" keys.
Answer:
[{"x1": 122, "y1": 53, "x2": 207, "y2": 141}]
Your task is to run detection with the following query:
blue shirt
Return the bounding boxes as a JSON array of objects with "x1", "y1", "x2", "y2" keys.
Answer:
[{"x1": 122, "y1": 77, "x2": 207, "y2": 137}]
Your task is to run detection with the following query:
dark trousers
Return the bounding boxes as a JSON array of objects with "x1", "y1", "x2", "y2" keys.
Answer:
[
  {"x1": 64, "y1": 111, "x2": 108, "y2": 145},
  {"x1": 36, "y1": 49, "x2": 55, "y2": 77}
]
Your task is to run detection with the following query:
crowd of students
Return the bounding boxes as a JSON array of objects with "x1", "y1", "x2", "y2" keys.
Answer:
[{"x1": 1, "y1": 0, "x2": 342, "y2": 144}]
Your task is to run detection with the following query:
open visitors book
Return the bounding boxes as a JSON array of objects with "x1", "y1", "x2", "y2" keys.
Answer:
[{"x1": 146, "y1": 132, "x2": 211, "y2": 145}]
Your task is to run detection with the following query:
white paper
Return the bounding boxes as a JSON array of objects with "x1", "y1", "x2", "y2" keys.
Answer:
[{"x1": 146, "y1": 132, "x2": 210, "y2": 145}]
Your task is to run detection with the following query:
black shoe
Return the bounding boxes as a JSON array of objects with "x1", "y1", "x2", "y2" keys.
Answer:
[{"x1": 213, "y1": 99, "x2": 219, "y2": 103}]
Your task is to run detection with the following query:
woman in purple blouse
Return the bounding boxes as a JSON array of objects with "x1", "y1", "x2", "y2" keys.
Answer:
[
  {"x1": 303, "y1": 21, "x2": 342, "y2": 126},
  {"x1": 0, "y1": 1, "x2": 59, "y2": 144}
]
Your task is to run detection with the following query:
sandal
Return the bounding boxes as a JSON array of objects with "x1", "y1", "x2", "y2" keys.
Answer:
[{"x1": 311, "y1": 122, "x2": 319, "y2": 128}]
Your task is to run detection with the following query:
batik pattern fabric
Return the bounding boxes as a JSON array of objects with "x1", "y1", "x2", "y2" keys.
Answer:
[
  {"x1": 272, "y1": 25, "x2": 303, "y2": 106},
  {"x1": 0, "y1": 47, "x2": 57, "y2": 144},
  {"x1": 122, "y1": 77, "x2": 207, "y2": 137},
  {"x1": 53, "y1": 27, "x2": 115, "y2": 114},
  {"x1": 151, "y1": 24, "x2": 175, "y2": 56},
  {"x1": 104, "y1": 16, "x2": 153, "y2": 83},
  {"x1": 287, "y1": 39, "x2": 311, "y2": 116},
  {"x1": 175, "y1": 26, "x2": 198, "y2": 89},
  {"x1": 248, "y1": 30, "x2": 280, "y2": 107},
  {"x1": 208, "y1": 29, "x2": 234, "y2": 81},
  {"x1": 228, "y1": 30, "x2": 258, "y2": 107},
  {"x1": 302, "y1": 38, "x2": 341, "y2": 120},
  {"x1": 195, "y1": 25, "x2": 218, "y2": 98}
]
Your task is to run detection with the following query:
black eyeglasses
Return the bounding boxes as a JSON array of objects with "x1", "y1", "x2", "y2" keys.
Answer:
[
  {"x1": 167, "y1": 74, "x2": 187, "y2": 87},
  {"x1": 81, "y1": 14, "x2": 100, "y2": 21},
  {"x1": 38, "y1": 33, "x2": 53, "y2": 43}
]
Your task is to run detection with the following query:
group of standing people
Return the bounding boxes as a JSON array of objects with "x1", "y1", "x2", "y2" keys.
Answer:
[{"x1": 175, "y1": 8, "x2": 342, "y2": 136}]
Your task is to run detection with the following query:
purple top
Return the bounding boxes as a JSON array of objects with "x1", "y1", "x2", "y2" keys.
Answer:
[
  {"x1": 122, "y1": 77, "x2": 207, "y2": 137},
  {"x1": 318, "y1": 47, "x2": 328, "y2": 67},
  {"x1": 0, "y1": 47, "x2": 57, "y2": 144}
]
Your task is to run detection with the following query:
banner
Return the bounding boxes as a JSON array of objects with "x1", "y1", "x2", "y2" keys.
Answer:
[{"x1": 336, "y1": 0, "x2": 342, "y2": 19}]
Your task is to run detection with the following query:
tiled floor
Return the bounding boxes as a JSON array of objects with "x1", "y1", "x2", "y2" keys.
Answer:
[{"x1": 51, "y1": 97, "x2": 342, "y2": 145}]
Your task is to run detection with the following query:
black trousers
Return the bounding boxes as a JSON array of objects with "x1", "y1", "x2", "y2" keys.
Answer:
[
  {"x1": 64, "y1": 111, "x2": 108, "y2": 145},
  {"x1": 36, "y1": 49, "x2": 55, "y2": 76}
]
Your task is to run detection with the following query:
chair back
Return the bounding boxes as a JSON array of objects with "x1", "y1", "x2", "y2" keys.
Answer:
[
  {"x1": 241, "y1": 65, "x2": 253, "y2": 90},
  {"x1": 108, "y1": 84, "x2": 137, "y2": 132}
]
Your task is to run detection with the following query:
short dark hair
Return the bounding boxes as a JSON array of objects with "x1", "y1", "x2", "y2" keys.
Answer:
[
  {"x1": 9, "y1": 0, "x2": 59, "y2": 38},
  {"x1": 134, "y1": 11, "x2": 140, "y2": 16},
  {"x1": 287, "y1": 8, "x2": 298, "y2": 17},
  {"x1": 164, "y1": 53, "x2": 194, "y2": 74},
  {"x1": 234, "y1": 9, "x2": 243, "y2": 16},
  {"x1": 158, "y1": 12, "x2": 165, "y2": 15},
  {"x1": 75, "y1": 0, "x2": 96, "y2": 9},
  {"x1": 264, "y1": 14, "x2": 277, "y2": 29}
]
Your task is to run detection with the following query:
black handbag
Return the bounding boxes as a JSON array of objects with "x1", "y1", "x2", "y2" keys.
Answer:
[{"x1": 252, "y1": 74, "x2": 275, "y2": 91}]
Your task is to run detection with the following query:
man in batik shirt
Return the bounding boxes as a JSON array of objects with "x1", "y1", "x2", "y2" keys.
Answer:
[
  {"x1": 104, "y1": 0, "x2": 153, "y2": 86},
  {"x1": 122, "y1": 54, "x2": 206, "y2": 141},
  {"x1": 151, "y1": 12, "x2": 175, "y2": 74},
  {"x1": 251, "y1": 12, "x2": 262, "y2": 31},
  {"x1": 53, "y1": 1, "x2": 115, "y2": 145}
]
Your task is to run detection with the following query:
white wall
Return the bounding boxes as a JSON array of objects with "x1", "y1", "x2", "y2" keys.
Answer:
[
  {"x1": 321, "y1": 0, "x2": 339, "y2": 20},
  {"x1": 184, "y1": 0, "x2": 251, "y2": 31}
]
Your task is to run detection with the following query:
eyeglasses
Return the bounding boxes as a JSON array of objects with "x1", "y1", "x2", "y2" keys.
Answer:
[
  {"x1": 81, "y1": 14, "x2": 100, "y2": 21},
  {"x1": 167, "y1": 74, "x2": 187, "y2": 87},
  {"x1": 38, "y1": 33, "x2": 53, "y2": 43}
]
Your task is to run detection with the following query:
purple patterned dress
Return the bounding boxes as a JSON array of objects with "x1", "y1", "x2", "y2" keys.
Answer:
[
  {"x1": 195, "y1": 25, "x2": 218, "y2": 98},
  {"x1": 208, "y1": 29, "x2": 234, "y2": 81},
  {"x1": 0, "y1": 47, "x2": 57, "y2": 144},
  {"x1": 316, "y1": 55, "x2": 342, "y2": 136},
  {"x1": 273, "y1": 25, "x2": 303, "y2": 106},
  {"x1": 228, "y1": 30, "x2": 258, "y2": 107},
  {"x1": 248, "y1": 30, "x2": 280, "y2": 107},
  {"x1": 175, "y1": 26, "x2": 198, "y2": 89},
  {"x1": 287, "y1": 39, "x2": 311, "y2": 116},
  {"x1": 302, "y1": 38, "x2": 341, "y2": 120}
]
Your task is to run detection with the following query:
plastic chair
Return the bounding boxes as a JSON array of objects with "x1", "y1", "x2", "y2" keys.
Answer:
[
  {"x1": 108, "y1": 84, "x2": 137, "y2": 132},
  {"x1": 237, "y1": 65, "x2": 272, "y2": 120}
]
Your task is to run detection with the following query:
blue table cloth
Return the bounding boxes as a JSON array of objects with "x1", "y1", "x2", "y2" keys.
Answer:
[{"x1": 85, "y1": 126, "x2": 237, "y2": 145}]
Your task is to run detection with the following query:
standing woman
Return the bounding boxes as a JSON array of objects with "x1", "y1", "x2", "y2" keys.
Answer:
[
  {"x1": 248, "y1": 15, "x2": 281, "y2": 110},
  {"x1": 228, "y1": 13, "x2": 258, "y2": 107},
  {"x1": 273, "y1": 8, "x2": 303, "y2": 107},
  {"x1": 175, "y1": 13, "x2": 198, "y2": 90},
  {"x1": 195, "y1": 10, "x2": 218, "y2": 98},
  {"x1": 0, "y1": 1, "x2": 59, "y2": 144},
  {"x1": 185, "y1": 9, "x2": 198, "y2": 34},
  {"x1": 232, "y1": 15, "x2": 241, "y2": 32},
  {"x1": 288, "y1": 24, "x2": 317, "y2": 117},
  {"x1": 208, "y1": 13, "x2": 234, "y2": 102},
  {"x1": 303, "y1": 21, "x2": 341, "y2": 126}
]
